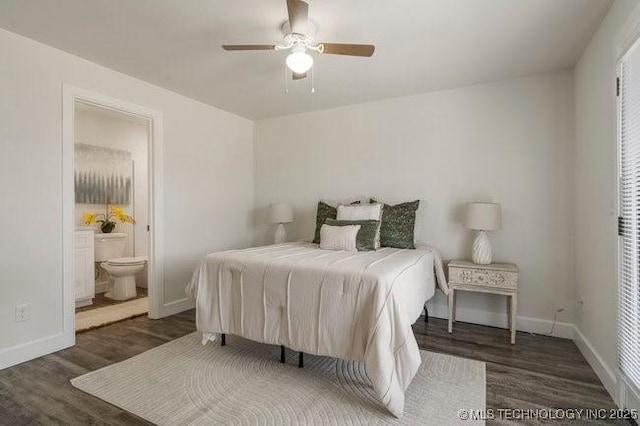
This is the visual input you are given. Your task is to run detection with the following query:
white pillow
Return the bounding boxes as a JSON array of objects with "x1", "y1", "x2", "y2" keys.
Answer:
[
  {"x1": 320, "y1": 224, "x2": 361, "y2": 252},
  {"x1": 336, "y1": 203, "x2": 383, "y2": 221},
  {"x1": 336, "y1": 203, "x2": 383, "y2": 249}
]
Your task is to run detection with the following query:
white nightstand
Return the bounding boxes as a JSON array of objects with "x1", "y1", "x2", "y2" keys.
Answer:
[{"x1": 447, "y1": 260, "x2": 519, "y2": 344}]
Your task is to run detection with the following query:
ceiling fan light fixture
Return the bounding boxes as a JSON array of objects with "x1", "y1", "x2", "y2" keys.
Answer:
[{"x1": 286, "y1": 49, "x2": 313, "y2": 74}]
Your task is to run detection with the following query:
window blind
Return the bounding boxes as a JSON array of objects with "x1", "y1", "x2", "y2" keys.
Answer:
[{"x1": 619, "y1": 38, "x2": 640, "y2": 393}]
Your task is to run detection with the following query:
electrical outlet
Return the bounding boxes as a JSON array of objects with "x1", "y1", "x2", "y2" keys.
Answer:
[
  {"x1": 577, "y1": 297, "x2": 585, "y2": 315},
  {"x1": 15, "y1": 303, "x2": 30, "y2": 322}
]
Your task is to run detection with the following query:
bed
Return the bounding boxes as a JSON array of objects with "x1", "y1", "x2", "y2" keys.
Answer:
[{"x1": 186, "y1": 242, "x2": 449, "y2": 418}]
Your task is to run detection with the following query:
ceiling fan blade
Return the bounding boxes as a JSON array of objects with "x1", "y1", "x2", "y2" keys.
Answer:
[
  {"x1": 292, "y1": 72, "x2": 307, "y2": 80},
  {"x1": 286, "y1": 0, "x2": 309, "y2": 35},
  {"x1": 320, "y1": 43, "x2": 375, "y2": 57},
  {"x1": 222, "y1": 44, "x2": 276, "y2": 51}
]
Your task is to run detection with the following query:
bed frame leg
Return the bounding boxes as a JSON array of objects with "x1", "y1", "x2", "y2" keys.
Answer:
[
  {"x1": 280, "y1": 346, "x2": 285, "y2": 363},
  {"x1": 424, "y1": 305, "x2": 429, "y2": 323},
  {"x1": 221, "y1": 333, "x2": 226, "y2": 346},
  {"x1": 298, "y1": 352, "x2": 304, "y2": 368}
]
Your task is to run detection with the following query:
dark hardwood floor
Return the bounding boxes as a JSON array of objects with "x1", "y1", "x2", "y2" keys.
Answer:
[{"x1": 0, "y1": 311, "x2": 629, "y2": 425}]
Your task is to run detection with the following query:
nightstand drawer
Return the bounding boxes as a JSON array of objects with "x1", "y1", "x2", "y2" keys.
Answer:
[{"x1": 449, "y1": 267, "x2": 518, "y2": 289}]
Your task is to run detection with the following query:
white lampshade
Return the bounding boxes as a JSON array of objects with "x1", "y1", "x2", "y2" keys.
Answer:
[
  {"x1": 270, "y1": 203, "x2": 293, "y2": 224},
  {"x1": 465, "y1": 202, "x2": 502, "y2": 231}
]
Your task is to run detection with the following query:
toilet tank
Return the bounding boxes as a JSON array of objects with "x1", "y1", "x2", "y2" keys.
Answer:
[{"x1": 94, "y1": 233, "x2": 127, "y2": 262}]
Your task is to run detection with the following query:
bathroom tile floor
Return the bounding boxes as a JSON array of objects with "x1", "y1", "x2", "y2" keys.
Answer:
[{"x1": 76, "y1": 288, "x2": 148, "y2": 313}]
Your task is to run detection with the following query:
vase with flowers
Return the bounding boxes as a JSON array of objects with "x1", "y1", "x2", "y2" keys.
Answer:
[{"x1": 83, "y1": 204, "x2": 136, "y2": 233}]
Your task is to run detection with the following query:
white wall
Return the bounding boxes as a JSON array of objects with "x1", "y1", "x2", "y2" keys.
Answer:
[
  {"x1": 74, "y1": 105, "x2": 149, "y2": 260},
  {"x1": 0, "y1": 27, "x2": 254, "y2": 368},
  {"x1": 573, "y1": 0, "x2": 640, "y2": 402},
  {"x1": 254, "y1": 70, "x2": 575, "y2": 336}
]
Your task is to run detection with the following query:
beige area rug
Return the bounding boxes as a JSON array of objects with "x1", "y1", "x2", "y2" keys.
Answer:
[
  {"x1": 71, "y1": 333, "x2": 485, "y2": 425},
  {"x1": 75, "y1": 297, "x2": 148, "y2": 332}
]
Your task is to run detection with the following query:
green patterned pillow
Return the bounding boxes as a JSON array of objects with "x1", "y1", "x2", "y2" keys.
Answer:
[
  {"x1": 324, "y1": 219, "x2": 380, "y2": 251},
  {"x1": 313, "y1": 201, "x2": 337, "y2": 244},
  {"x1": 370, "y1": 199, "x2": 419, "y2": 249}
]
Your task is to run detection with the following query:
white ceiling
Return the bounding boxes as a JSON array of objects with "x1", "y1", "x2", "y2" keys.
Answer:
[{"x1": 0, "y1": 0, "x2": 612, "y2": 119}]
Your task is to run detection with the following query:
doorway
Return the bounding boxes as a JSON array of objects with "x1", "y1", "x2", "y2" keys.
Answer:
[
  {"x1": 73, "y1": 102, "x2": 150, "y2": 330},
  {"x1": 62, "y1": 86, "x2": 164, "y2": 343}
]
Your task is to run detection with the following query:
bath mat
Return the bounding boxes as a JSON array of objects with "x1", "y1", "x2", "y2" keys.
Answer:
[{"x1": 75, "y1": 297, "x2": 148, "y2": 332}]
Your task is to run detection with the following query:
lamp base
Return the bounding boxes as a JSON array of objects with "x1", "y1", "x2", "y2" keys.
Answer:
[
  {"x1": 472, "y1": 230, "x2": 492, "y2": 265},
  {"x1": 274, "y1": 223, "x2": 287, "y2": 244}
]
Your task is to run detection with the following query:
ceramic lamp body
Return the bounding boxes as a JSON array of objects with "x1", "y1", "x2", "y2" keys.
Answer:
[
  {"x1": 472, "y1": 230, "x2": 492, "y2": 265},
  {"x1": 274, "y1": 223, "x2": 287, "y2": 244}
]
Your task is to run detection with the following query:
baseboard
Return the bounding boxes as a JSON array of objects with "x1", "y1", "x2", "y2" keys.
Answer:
[
  {"x1": 620, "y1": 376, "x2": 640, "y2": 411},
  {"x1": 573, "y1": 326, "x2": 619, "y2": 405},
  {"x1": 158, "y1": 297, "x2": 194, "y2": 318},
  {"x1": 95, "y1": 280, "x2": 107, "y2": 294},
  {"x1": 424, "y1": 302, "x2": 622, "y2": 405},
  {"x1": 426, "y1": 301, "x2": 574, "y2": 339},
  {"x1": 0, "y1": 332, "x2": 74, "y2": 371},
  {"x1": 75, "y1": 298, "x2": 93, "y2": 308}
]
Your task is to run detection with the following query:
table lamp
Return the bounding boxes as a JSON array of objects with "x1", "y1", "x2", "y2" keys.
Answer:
[
  {"x1": 270, "y1": 203, "x2": 293, "y2": 244},
  {"x1": 465, "y1": 202, "x2": 502, "y2": 264}
]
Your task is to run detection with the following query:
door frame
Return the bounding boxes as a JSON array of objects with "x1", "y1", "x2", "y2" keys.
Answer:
[{"x1": 62, "y1": 85, "x2": 164, "y2": 344}]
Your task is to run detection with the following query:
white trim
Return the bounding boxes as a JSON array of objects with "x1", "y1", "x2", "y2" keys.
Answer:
[
  {"x1": 160, "y1": 297, "x2": 195, "y2": 318},
  {"x1": 61, "y1": 85, "x2": 76, "y2": 353},
  {"x1": 620, "y1": 375, "x2": 640, "y2": 411},
  {"x1": 147, "y1": 100, "x2": 165, "y2": 319},
  {"x1": 0, "y1": 333, "x2": 73, "y2": 370},
  {"x1": 615, "y1": 3, "x2": 640, "y2": 60},
  {"x1": 573, "y1": 326, "x2": 619, "y2": 404},
  {"x1": 62, "y1": 85, "x2": 165, "y2": 332},
  {"x1": 426, "y1": 301, "x2": 574, "y2": 339}
]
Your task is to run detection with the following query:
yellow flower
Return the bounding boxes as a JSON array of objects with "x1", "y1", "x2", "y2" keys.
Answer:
[
  {"x1": 110, "y1": 206, "x2": 124, "y2": 217},
  {"x1": 110, "y1": 206, "x2": 136, "y2": 224},
  {"x1": 82, "y1": 212, "x2": 96, "y2": 225},
  {"x1": 121, "y1": 213, "x2": 136, "y2": 224}
]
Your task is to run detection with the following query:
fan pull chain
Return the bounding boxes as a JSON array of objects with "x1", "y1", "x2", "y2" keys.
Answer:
[
  {"x1": 284, "y1": 65, "x2": 289, "y2": 94},
  {"x1": 311, "y1": 67, "x2": 315, "y2": 93}
]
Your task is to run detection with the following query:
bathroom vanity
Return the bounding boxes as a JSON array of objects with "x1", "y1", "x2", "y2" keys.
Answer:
[{"x1": 75, "y1": 229, "x2": 95, "y2": 307}]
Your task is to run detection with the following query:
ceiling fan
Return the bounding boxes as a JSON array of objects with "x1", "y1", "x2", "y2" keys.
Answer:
[{"x1": 222, "y1": 0, "x2": 375, "y2": 81}]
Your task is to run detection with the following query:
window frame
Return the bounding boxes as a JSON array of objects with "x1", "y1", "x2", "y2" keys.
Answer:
[{"x1": 617, "y1": 36, "x2": 640, "y2": 413}]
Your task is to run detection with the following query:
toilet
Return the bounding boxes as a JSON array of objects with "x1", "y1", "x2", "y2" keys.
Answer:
[
  {"x1": 94, "y1": 233, "x2": 147, "y2": 301},
  {"x1": 100, "y1": 257, "x2": 147, "y2": 300}
]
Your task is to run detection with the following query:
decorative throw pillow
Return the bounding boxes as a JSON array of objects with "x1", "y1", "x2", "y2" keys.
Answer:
[
  {"x1": 313, "y1": 201, "x2": 337, "y2": 244},
  {"x1": 336, "y1": 203, "x2": 383, "y2": 248},
  {"x1": 370, "y1": 199, "x2": 420, "y2": 249},
  {"x1": 336, "y1": 203, "x2": 383, "y2": 221},
  {"x1": 312, "y1": 200, "x2": 363, "y2": 244},
  {"x1": 324, "y1": 218, "x2": 380, "y2": 251},
  {"x1": 319, "y1": 224, "x2": 360, "y2": 252}
]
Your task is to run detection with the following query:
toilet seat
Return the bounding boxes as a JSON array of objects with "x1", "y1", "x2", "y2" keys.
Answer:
[{"x1": 107, "y1": 256, "x2": 147, "y2": 266}]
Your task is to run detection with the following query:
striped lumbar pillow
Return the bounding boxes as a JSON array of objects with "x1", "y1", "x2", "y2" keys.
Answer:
[
  {"x1": 319, "y1": 224, "x2": 361, "y2": 252},
  {"x1": 324, "y1": 218, "x2": 380, "y2": 251}
]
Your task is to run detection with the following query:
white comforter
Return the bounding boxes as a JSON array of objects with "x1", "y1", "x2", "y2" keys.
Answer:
[{"x1": 186, "y1": 243, "x2": 449, "y2": 418}]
